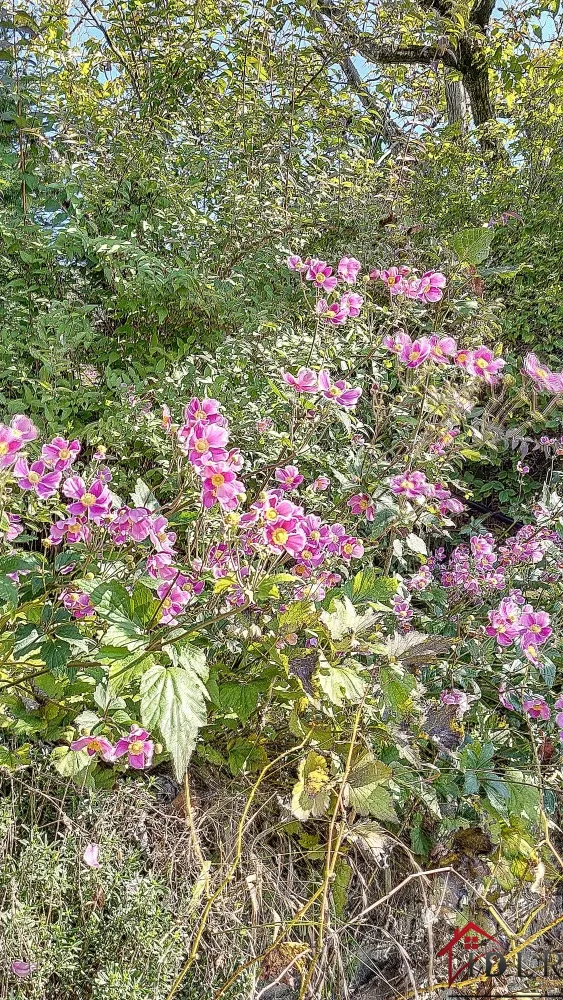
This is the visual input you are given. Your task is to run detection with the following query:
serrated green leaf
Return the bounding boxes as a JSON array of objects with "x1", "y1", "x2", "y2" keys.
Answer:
[
  {"x1": 345, "y1": 753, "x2": 392, "y2": 815},
  {"x1": 228, "y1": 740, "x2": 268, "y2": 775},
  {"x1": 0, "y1": 576, "x2": 18, "y2": 607},
  {"x1": 450, "y1": 227, "x2": 494, "y2": 265},
  {"x1": 140, "y1": 655, "x2": 208, "y2": 777},
  {"x1": 219, "y1": 682, "x2": 259, "y2": 723},
  {"x1": 109, "y1": 653, "x2": 154, "y2": 695},
  {"x1": 40, "y1": 639, "x2": 71, "y2": 675},
  {"x1": 317, "y1": 660, "x2": 366, "y2": 706},
  {"x1": 342, "y1": 571, "x2": 398, "y2": 605},
  {"x1": 51, "y1": 745, "x2": 90, "y2": 776}
]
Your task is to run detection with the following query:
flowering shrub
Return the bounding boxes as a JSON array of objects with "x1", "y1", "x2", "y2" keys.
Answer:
[{"x1": 1, "y1": 247, "x2": 562, "y2": 905}]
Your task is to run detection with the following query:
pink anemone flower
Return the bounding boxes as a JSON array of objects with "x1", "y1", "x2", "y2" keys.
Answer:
[
  {"x1": 316, "y1": 298, "x2": 348, "y2": 324},
  {"x1": 282, "y1": 368, "x2": 318, "y2": 393},
  {"x1": 113, "y1": 726, "x2": 154, "y2": 769},
  {"x1": 522, "y1": 695, "x2": 550, "y2": 721},
  {"x1": 0, "y1": 425, "x2": 23, "y2": 468},
  {"x1": 399, "y1": 337, "x2": 431, "y2": 368},
  {"x1": 317, "y1": 370, "x2": 362, "y2": 408},
  {"x1": 41, "y1": 436, "x2": 81, "y2": 471},
  {"x1": 416, "y1": 270, "x2": 447, "y2": 303},
  {"x1": 467, "y1": 346, "x2": 505, "y2": 384},
  {"x1": 63, "y1": 476, "x2": 112, "y2": 520},
  {"x1": 306, "y1": 260, "x2": 337, "y2": 292},
  {"x1": 70, "y1": 734, "x2": 115, "y2": 760},
  {"x1": 13, "y1": 458, "x2": 61, "y2": 498},
  {"x1": 337, "y1": 256, "x2": 361, "y2": 283}
]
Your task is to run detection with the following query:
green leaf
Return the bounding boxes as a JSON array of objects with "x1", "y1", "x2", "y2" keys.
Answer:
[
  {"x1": 228, "y1": 740, "x2": 268, "y2": 776},
  {"x1": 317, "y1": 661, "x2": 366, "y2": 706},
  {"x1": 0, "y1": 577, "x2": 18, "y2": 607},
  {"x1": 450, "y1": 227, "x2": 494, "y2": 265},
  {"x1": 255, "y1": 573, "x2": 296, "y2": 601},
  {"x1": 41, "y1": 639, "x2": 71, "y2": 675},
  {"x1": 363, "y1": 786, "x2": 398, "y2": 823},
  {"x1": 140, "y1": 655, "x2": 209, "y2": 778},
  {"x1": 109, "y1": 653, "x2": 154, "y2": 695},
  {"x1": 0, "y1": 743, "x2": 31, "y2": 770},
  {"x1": 219, "y1": 682, "x2": 259, "y2": 723},
  {"x1": 380, "y1": 667, "x2": 417, "y2": 715},
  {"x1": 345, "y1": 753, "x2": 393, "y2": 816},
  {"x1": 342, "y1": 571, "x2": 398, "y2": 605},
  {"x1": 13, "y1": 624, "x2": 43, "y2": 659},
  {"x1": 51, "y1": 745, "x2": 90, "y2": 776}
]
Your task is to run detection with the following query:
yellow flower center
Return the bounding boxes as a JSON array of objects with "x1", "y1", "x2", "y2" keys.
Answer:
[
  {"x1": 157, "y1": 530, "x2": 167, "y2": 541},
  {"x1": 434, "y1": 346, "x2": 443, "y2": 355},
  {"x1": 302, "y1": 549, "x2": 313, "y2": 560},
  {"x1": 129, "y1": 739, "x2": 144, "y2": 754},
  {"x1": 194, "y1": 409, "x2": 207, "y2": 419},
  {"x1": 475, "y1": 358, "x2": 488, "y2": 370},
  {"x1": 388, "y1": 276, "x2": 396, "y2": 285},
  {"x1": 536, "y1": 368, "x2": 547, "y2": 378},
  {"x1": 211, "y1": 473, "x2": 225, "y2": 487},
  {"x1": 400, "y1": 479, "x2": 413, "y2": 489},
  {"x1": 272, "y1": 527, "x2": 288, "y2": 545},
  {"x1": 81, "y1": 492, "x2": 97, "y2": 506},
  {"x1": 59, "y1": 448, "x2": 71, "y2": 460},
  {"x1": 343, "y1": 543, "x2": 354, "y2": 554},
  {"x1": 329, "y1": 386, "x2": 340, "y2": 396},
  {"x1": 68, "y1": 523, "x2": 81, "y2": 534},
  {"x1": 194, "y1": 439, "x2": 209, "y2": 453},
  {"x1": 0, "y1": 443, "x2": 9, "y2": 456},
  {"x1": 89, "y1": 739, "x2": 102, "y2": 752},
  {"x1": 265, "y1": 508, "x2": 278, "y2": 521},
  {"x1": 530, "y1": 624, "x2": 541, "y2": 633},
  {"x1": 526, "y1": 645, "x2": 536, "y2": 655},
  {"x1": 457, "y1": 353, "x2": 467, "y2": 363},
  {"x1": 28, "y1": 471, "x2": 40, "y2": 484},
  {"x1": 409, "y1": 350, "x2": 420, "y2": 360},
  {"x1": 310, "y1": 530, "x2": 320, "y2": 541},
  {"x1": 316, "y1": 273, "x2": 326, "y2": 283}
]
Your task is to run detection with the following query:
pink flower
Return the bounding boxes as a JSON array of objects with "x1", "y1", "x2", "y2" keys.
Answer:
[
  {"x1": 70, "y1": 734, "x2": 114, "y2": 760},
  {"x1": 316, "y1": 298, "x2": 348, "y2": 324},
  {"x1": 10, "y1": 961, "x2": 35, "y2": 978},
  {"x1": 337, "y1": 256, "x2": 361, "y2": 283},
  {"x1": 61, "y1": 589, "x2": 95, "y2": 619},
  {"x1": 83, "y1": 843, "x2": 101, "y2": 868},
  {"x1": 306, "y1": 260, "x2": 337, "y2": 292},
  {"x1": 109, "y1": 507, "x2": 152, "y2": 544},
  {"x1": 522, "y1": 643, "x2": 542, "y2": 666},
  {"x1": 429, "y1": 427, "x2": 460, "y2": 455},
  {"x1": 399, "y1": 337, "x2": 431, "y2": 368},
  {"x1": 201, "y1": 464, "x2": 245, "y2": 511},
  {"x1": 439, "y1": 497, "x2": 465, "y2": 516},
  {"x1": 348, "y1": 493, "x2": 375, "y2": 521},
  {"x1": 340, "y1": 291, "x2": 363, "y2": 317},
  {"x1": 467, "y1": 346, "x2": 505, "y2": 384},
  {"x1": 416, "y1": 270, "x2": 447, "y2": 303},
  {"x1": 522, "y1": 695, "x2": 550, "y2": 721},
  {"x1": 485, "y1": 610, "x2": 520, "y2": 646},
  {"x1": 287, "y1": 254, "x2": 307, "y2": 272},
  {"x1": 0, "y1": 424, "x2": 23, "y2": 468},
  {"x1": 1, "y1": 513, "x2": 23, "y2": 541},
  {"x1": 317, "y1": 370, "x2": 362, "y2": 408},
  {"x1": 182, "y1": 422, "x2": 229, "y2": 467},
  {"x1": 113, "y1": 726, "x2": 154, "y2": 769},
  {"x1": 63, "y1": 476, "x2": 112, "y2": 521},
  {"x1": 312, "y1": 475, "x2": 330, "y2": 491},
  {"x1": 369, "y1": 268, "x2": 381, "y2": 280},
  {"x1": 454, "y1": 348, "x2": 474, "y2": 371},
  {"x1": 516, "y1": 461, "x2": 530, "y2": 475},
  {"x1": 183, "y1": 397, "x2": 225, "y2": 428},
  {"x1": 339, "y1": 535, "x2": 364, "y2": 560},
  {"x1": 523, "y1": 353, "x2": 552, "y2": 390},
  {"x1": 256, "y1": 417, "x2": 273, "y2": 433},
  {"x1": 282, "y1": 368, "x2": 318, "y2": 393},
  {"x1": 390, "y1": 470, "x2": 431, "y2": 500},
  {"x1": 264, "y1": 518, "x2": 306, "y2": 555},
  {"x1": 50, "y1": 516, "x2": 90, "y2": 544},
  {"x1": 440, "y1": 689, "x2": 470, "y2": 716},
  {"x1": 518, "y1": 610, "x2": 552, "y2": 647},
  {"x1": 380, "y1": 267, "x2": 404, "y2": 294},
  {"x1": 148, "y1": 514, "x2": 176, "y2": 552},
  {"x1": 499, "y1": 684, "x2": 516, "y2": 710},
  {"x1": 13, "y1": 458, "x2": 61, "y2": 498},
  {"x1": 275, "y1": 465, "x2": 303, "y2": 491},
  {"x1": 10, "y1": 414, "x2": 38, "y2": 442},
  {"x1": 429, "y1": 335, "x2": 457, "y2": 364},
  {"x1": 41, "y1": 436, "x2": 80, "y2": 471},
  {"x1": 383, "y1": 330, "x2": 412, "y2": 355}
]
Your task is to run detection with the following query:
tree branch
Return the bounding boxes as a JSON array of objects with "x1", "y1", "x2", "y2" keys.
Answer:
[
  {"x1": 469, "y1": 0, "x2": 495, "y2": 30},
  {"x1": 317, "y1": 2, "x2": 458, "y2": 67}
]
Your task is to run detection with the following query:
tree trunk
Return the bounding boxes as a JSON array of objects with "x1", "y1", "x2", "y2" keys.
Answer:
[{"x1": 445, "y1": 75, "x2": 466, "y2": 128}]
